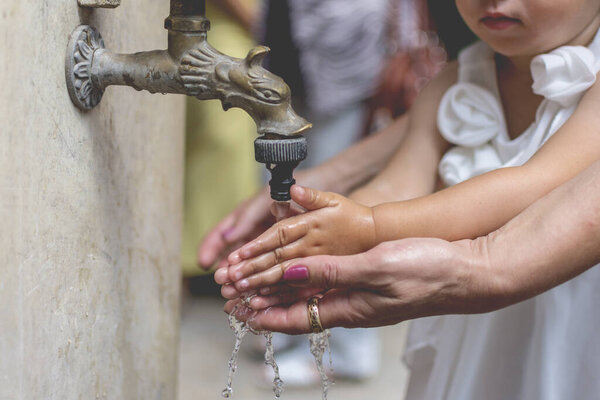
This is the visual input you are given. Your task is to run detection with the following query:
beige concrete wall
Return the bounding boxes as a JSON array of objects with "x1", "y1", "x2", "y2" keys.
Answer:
[{"x1": 0, "y1": 1, "x2": 184, "y2": 399}]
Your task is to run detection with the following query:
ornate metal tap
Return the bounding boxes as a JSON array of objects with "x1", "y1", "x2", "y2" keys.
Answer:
[{"x1": 65, "y1": 0, "x2": 311, "y2": 137}]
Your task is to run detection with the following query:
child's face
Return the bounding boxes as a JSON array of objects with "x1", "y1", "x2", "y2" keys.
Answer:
[{"x1": 456, "y1": 0, "x2": 600, "y2": 57}]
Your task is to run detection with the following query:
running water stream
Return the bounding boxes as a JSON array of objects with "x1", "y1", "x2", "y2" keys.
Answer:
[
  {"x1": 221, "y1": 200, "x2": 333, "y2": 399},
  {"x1": 309, "y1": 330, "x2": 333, "y2": 400},
  {"x1": 221, "y1": 309, "x2": 249, "y2": 398}
]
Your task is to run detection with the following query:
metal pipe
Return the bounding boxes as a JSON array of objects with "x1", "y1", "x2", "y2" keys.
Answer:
[
  {"x1": 91, "y1": 49, "x2": 182, "y2": 94},
  {"x1": 66, "y1": 0, "x2": 310, "y2": 136},
  {"x1": 170, "y1": 0, "x2": 205, "y2": 17}
]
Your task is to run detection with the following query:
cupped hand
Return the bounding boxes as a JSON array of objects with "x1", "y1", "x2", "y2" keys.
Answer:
[
  {"x1": 225, "y1": 237, "x2": 503, "y2": 335},
  {"x1": 196, "y1": 186, "x2": 273, "y2": 270},
  {"x1": 196, "y1": 185, "x2": 306, "y2": 270},
  {"x1": 224, "y1": 185, "x2": 377, "y2": 293}
]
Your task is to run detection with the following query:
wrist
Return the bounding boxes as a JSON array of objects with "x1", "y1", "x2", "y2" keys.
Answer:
[
  {"x1": 371, "y1": 202, "x2": 405, "y2": 244},
  {"x1": 459, "y1": 235, "x2": 519, "y2": 313}
]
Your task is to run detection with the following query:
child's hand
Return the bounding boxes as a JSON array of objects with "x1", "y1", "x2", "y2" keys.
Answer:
[{"x1": 223, "y1": 185, "x2": 377, "y2": 293}]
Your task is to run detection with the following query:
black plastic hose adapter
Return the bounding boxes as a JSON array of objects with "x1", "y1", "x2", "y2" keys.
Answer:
[{"x1": 254, "y1": 134, "x2": 307, "y2": 201}]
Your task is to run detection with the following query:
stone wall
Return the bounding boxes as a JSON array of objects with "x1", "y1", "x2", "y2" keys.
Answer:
[{"x1": 0, "y1": 1, "x2": 184, "y2": 398}]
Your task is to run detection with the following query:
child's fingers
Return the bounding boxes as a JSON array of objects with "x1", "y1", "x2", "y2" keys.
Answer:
[
  {"x1": 235, "y1": 219, "x2": 310, "y2": 260},
  {"x1": 216, "y1": 256, "x2": 229, "y2": 270},
  {"x1": 214, "y1": 267, "x2": 231, "y2": 285},
  {"x1": 234, "y1": 264, "x2": 287, "y2": 292},
  {"x1": 288, "y1": 203, "x2": 305, "y2": 216},
  {"x1": 228, "y1": 252, "x2": 278, "y2": 281},
  {"x1": 221, "y1": 283, "x2": 242, "y2": 299},
  {"x1": 259, "y1": 284, "x2": 282, "y2": 295},
  {"x1": 223, "y1": 298, "x2": 241, "y2": 314},
  {"x1": 291, "y1": 185, "x2": 336, "y2": 212},
  {"x1": 228, "y1": 241, "x2": 307, "y2": 282}
]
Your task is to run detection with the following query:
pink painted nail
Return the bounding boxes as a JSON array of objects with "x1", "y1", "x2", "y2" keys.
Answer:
[{"x1": 283, "y1": 265, "x2": 309, "y2": 281}]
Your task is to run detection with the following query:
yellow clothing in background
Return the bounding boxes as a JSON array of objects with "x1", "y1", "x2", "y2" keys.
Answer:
[{"x1": 181, "y1": 1, "x2": 259, "y2": 276}]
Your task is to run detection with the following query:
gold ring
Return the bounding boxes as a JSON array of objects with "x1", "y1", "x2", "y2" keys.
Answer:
[{"x1": 307, "y1": 296, "x2": 324, "y2": 333}]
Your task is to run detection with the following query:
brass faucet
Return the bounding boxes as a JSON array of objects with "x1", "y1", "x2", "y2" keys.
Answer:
[{"x1": 65, "y1": 0, "x2": 311, "y2": 137}]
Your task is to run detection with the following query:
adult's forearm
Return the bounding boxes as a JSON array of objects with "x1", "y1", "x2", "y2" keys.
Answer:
[
  {"x1": 302, "y1": 115, "x2": 408, "y2": 195},
  {"x1": 475, "y1": 160, "x2": 600, "y2": 307},
  {"x1": 350, "y1": 121, "x2": 447, "y2": 206}
]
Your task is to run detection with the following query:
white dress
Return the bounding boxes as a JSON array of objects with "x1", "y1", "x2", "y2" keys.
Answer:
[{"x1": 404, "y1": 31, "x2": 600, "y2": 400}]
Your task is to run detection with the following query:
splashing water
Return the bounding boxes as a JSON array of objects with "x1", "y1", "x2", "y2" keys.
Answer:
[
  {"x1": 221, "y1": 200, "x2": 334, "y2": 399},
  {"x1": 222, "y1": 304, "x2": 284, "y2": 399},
  {"x1": 309, "y1": 330, "x2": 333, "y2": 400},
  {"x1": 221, "y1": 308, "x2": 249, "y2": 399},
  {"x1": 264, "y1": 331, "x2": 284, "y2": 398}
]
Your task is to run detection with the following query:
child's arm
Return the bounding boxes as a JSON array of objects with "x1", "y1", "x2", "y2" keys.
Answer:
[
  {"x1": 225, "y1": 79, "x2": 600, "y2": 293},
  {"x1": 374, "y1": 79, "x2": 600, "y2": 242}
]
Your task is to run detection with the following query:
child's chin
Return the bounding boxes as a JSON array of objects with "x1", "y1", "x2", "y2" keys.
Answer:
[{"x1": 487, "y1": 41, "x2": 541, "y2": 58}]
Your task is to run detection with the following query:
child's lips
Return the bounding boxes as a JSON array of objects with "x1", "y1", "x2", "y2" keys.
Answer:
[{"x1": 481, "y1": 14, "x2": 521, "y2": 30}]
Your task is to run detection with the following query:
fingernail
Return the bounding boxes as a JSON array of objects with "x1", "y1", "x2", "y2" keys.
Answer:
[
  {"x1": 238, "y1": 279, "x2": 249, "y2": 289},
  {"x1": 283, "y1": 265, "x2": 309, "y2": 281},
  {"x1": 294, "y1": 185, "x2": 305, "y2": 196},
  {"x1": 229, "y1": 254, "x2": 241, "y2": 264},
  {"x1": 240, "y1": 249, "x2": 252, "y2": 259},
  {"x1": 233, "y1": 270, "x2": 244, "y2": 281}
]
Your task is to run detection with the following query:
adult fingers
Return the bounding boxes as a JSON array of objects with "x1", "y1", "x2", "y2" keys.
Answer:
[
  {"x1": 278, "y1": 253, "x2": 373, "y2": 290},
  {"x1": 248, "y1": 287, "x2": 323, "y2": 310},
  {"x1": 197, "y1": 188, "x2": 272, "y2": 268},
  {"x1": 223, "y1": 188, "x2": 273, "y2": 244},
  {"x1": 233, "y1": 253, "x2": 371, "y2": 292},
  {"x1": 196, "y1": 211, "x2": 238, "y2": 269},
  {"x1": 244, "y1": 290, "x2": 363, "y2": 334}
]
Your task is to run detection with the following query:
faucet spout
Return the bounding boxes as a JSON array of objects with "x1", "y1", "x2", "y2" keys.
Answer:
[{"x1": 65, "y1": 0, "x2": 311, "y2": 137}]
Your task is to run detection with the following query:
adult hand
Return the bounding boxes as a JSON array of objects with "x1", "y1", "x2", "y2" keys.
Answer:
[
  {"x1": 223, "y1": 185, "x2": 377, "y2": 293},
  {"x1": 196, "y1": 186, "x2": 274, "y2": 270},
  {"x1": 225, "y1": 237, "x2": 503, "y2": 334},
  {"x1": 226, "y1": 159, "x2": 600, "y2": 334}
]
